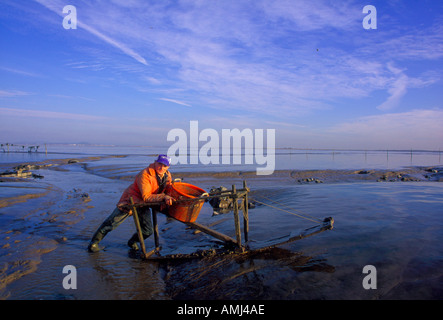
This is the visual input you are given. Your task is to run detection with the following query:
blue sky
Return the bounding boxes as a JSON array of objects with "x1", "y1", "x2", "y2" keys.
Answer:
[{"x1": 0, "y1": 0, "x2": 442, "y2": 150}]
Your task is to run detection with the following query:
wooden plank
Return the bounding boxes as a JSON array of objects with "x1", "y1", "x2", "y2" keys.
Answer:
[
  {"x1": 192, "y1": 217, "x2": 230, "y2": 234},
  {"x1": 143, "y1": 247, "x2": 161, "y2": 259},
  {"x1": 186, "y1": 221, "x2": 237, "y2": 246}
]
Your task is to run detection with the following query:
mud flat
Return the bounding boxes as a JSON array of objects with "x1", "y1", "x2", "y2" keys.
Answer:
[
  {"x1": 170, "y1": 166, "x2": 443, "y2": 185},
  {"x1": 0, "y1": 158, "x2": 99, "y2": 299},
  {"x1": 0, "y1": 156, "x2": 442, "y2": 300}
]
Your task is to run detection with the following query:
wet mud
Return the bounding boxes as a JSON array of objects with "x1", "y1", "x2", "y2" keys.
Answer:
[{"x1": 161, "y1": 246, "x2": 335, "y2": 299}]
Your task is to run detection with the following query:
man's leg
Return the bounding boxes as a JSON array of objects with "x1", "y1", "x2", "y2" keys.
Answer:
[
  {"x1": 88, "y1": 207, "x2": 129, "y2": 252},
  {"x1": 127, "y1": 207, "x2": 153, "y2": 250}
]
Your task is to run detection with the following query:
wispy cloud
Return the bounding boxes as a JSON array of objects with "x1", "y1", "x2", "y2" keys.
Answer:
[
  {"x1": 0, "y1": 90, "x2": 32, "y2": 98},
  {"x1": 258, "y1": 0, "x2": 360, "y2": 31},
  {"x1": 376, "y1": 73, "x2": 409, "y2": 111},
  {"x1": 329, "y1": 109, "x2": 443, "y2": 149},
  {"x1": 47, "y1": 94, "x2": 95, "y2": 102},
  {"x1": 381, "y1": 24, "x2": 443, "y2": 61},
  {"x1": 33, "y1": 0, "x2": 147, "y2": 65},
  {"x1": 5, "y1": 0, "x2": 440, "y2": 149},
  {"x1": 78, "y1": 22, "x2": 148, "y2": 66},
  {"x1": 376, "y1": 63, "x2": 439, "y2": 111},
  {"x1": 29, "y1": 0, "x2": 442, "y2": 118},
  {"x1": 0, "y1": 107, "x2": 108, "y2": 121},
  {"x1": 0, "y1": 67, "x2": 42, "y2": 78},
  {"x1": 159, "y1": 98, "x2": 191, "y2": 107}
]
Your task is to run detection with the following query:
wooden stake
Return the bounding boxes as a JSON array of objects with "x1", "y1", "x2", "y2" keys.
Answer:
[
  {"x1": 242, "y1": 180, "x2": 249, "y2": 243},
  {"x1": 130, "y1": 197, "x2": 148, "y2": 258},
  {"x1": 232, "y1": 185, "x2": 242, "y2": 249}
]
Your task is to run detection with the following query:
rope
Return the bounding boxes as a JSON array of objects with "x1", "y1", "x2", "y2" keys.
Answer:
[
  {"x1": 252, "y1": 194, "x2": 323, "y2": 224},
  {"x1": 257, "y1": 194, "x2": 322, "y2": 222}
]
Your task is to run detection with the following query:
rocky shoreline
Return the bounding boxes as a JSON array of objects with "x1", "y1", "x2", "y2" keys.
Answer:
[
  {"x1": 292, "y1": 167, "x2": 443, "y2": 184},
  {"x1": 172, "y1": 166, "x2": 443, "y2": 184},
  {"x1": 0, "y1": 156, "x2": 105, "y2": 181}
]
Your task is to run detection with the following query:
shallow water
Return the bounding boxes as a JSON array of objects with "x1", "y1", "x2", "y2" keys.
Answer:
[
  {"x1": 1, "y1": 154, "x2": 442, "y2": 299},
  {"x1": 1, "y1": 148, "x2": 443, "y2": 300},
  {"x1": 157, "y1": 181, "x2": 443, "y2": 299}
]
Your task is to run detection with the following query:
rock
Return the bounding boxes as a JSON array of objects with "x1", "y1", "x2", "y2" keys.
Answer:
[
  {"x1": 0, "y1": 169, "x2": 32, "y2": 178},
  {"x1": 68, "y1": 188, "x2": 91, "y2": 201},
  {"x1": 298, "y1": 177, "x2": 323, "y2": 184},
  {"x1": 400, "y1": 175, "x2": 419, "y2": 182}
]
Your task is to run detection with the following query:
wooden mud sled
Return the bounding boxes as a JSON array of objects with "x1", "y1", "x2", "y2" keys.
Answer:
[{"x1": 129, "y1": 180, "x2": 334, "y2": 260}]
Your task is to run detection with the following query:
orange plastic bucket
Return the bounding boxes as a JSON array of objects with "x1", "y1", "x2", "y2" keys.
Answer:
[{"x1": 165, "y1": 182, "x2": 207, "y2": 222}]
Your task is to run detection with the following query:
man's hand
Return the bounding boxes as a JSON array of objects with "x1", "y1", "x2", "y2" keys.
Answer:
[{"x1": 164, "y1": 195, "x2": 174, "y2": 206}]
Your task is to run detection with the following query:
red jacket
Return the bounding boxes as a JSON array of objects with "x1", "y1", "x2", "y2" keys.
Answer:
[{"x1": 117, "y1": 163, "x2": 172, "y2": 210}]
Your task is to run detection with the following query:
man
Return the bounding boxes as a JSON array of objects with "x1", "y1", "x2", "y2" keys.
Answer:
[{"x1": 88, "y1": 154, "x2": 174, "y2": 252}]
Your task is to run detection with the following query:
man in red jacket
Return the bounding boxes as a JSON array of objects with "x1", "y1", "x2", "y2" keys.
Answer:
[{"x1": 88, "y1": 154, "x2": 173, "y2": 252}]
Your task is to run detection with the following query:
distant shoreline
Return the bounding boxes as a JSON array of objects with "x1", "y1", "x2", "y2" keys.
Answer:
[{"x1": 1, "y1": 155, "x2": 442, "y2": 184}]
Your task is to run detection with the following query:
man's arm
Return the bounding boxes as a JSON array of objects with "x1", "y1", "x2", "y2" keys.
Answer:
[{"x1": 138, "y1": 170, "x2": 172, "y2": 204}]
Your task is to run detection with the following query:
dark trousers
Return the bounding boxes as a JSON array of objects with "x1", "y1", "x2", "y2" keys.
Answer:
[{"x1": 90, "y1": 206, "x2": 153, "y2": 245}]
